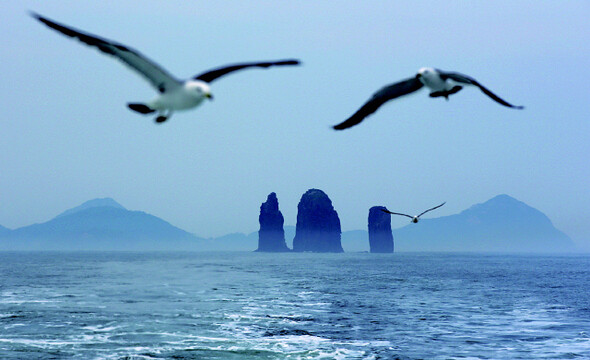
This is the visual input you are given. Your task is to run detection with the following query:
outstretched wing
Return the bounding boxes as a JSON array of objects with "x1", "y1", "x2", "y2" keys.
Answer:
[
  {"x1": 380, "y1": 208, "x2": 414, "y2": 219},
  {"x1": 438, "y1": 70, "x2": 524, "y2": 109},
  {"x1": 193, "y1": 59, "x2": 300, "y2": 83},
  {"x1": 417, "y1": 202, "x2": 446, "y2": 218},
  {"x1": 332, "y1": 77, "x2": 423, "y2": 130},
  {"x1": 31, "y1": 12, "x2": 181, "y2": 93}
]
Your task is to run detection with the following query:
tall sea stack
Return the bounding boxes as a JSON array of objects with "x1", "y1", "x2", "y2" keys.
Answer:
[
  {"x1": 256, "y1": 192, "x2": 290, "y2": 252},
  {"x1": 368, "y1": 206, "x2": 394, "y2": 253},
  {"x1": 292, "y1": 189, "x2": 343, "y2": 253}
]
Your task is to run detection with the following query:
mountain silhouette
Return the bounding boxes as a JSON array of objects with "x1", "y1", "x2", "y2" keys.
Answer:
[
  {"x1": 0, "y1": 225, "x2": 10, "y2": 236},
  {"x1": 393, "y1": 194, "x2": 575, "y2": 252},
  {"x1": 55, "y1": 197, "x2": 125, "y2": 218},
  {"x1": 1, "y1": 199, "x2": 199, "y2": 251}
]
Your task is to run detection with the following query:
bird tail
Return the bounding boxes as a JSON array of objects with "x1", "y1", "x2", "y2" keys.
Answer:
[{"x1": 127, "y1": 103, "x2": 155, "y2": 115}]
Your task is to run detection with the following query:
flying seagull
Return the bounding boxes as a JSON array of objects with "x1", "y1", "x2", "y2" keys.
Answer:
[
  {"x1": 381, "y1": 202, "x2": 446, "y2": 223},
  {"x1": 30, "y1": 12, "x2": 300, "y2": 123},
  {"x1": 333, "y1": 67, "x2": 523, "y2": 130}
]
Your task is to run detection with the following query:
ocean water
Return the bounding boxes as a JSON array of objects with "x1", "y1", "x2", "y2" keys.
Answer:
[{"x1": 0, "y1": 252, "x2": 589, "y2": 359}]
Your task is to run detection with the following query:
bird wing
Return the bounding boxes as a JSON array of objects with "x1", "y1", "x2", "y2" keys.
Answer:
[
  {"x1": 437, "y1": 70, "x2": 524, "y2": 109},
  {"x1": 416, "y1": 202, "x2": 446, "y2": 218},
  {"x1": 332, "y1": 77, "x2": 424, "y2": 130},
  {"x1": 193, "y1": 60, "x2": 300, "y2": 83},
  {"x1": 31, "y1": 12, "x2": 182, "y2": 93},
  {"x1": 380, "y1": 209, "x2": 414, "y2": 219}
]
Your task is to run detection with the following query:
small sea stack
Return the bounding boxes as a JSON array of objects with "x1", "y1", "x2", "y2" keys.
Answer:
[
  {"x1": 368, "y1": 206, "x2": 394, "y2": 253},
  {"x1": 256, "y1": 192, "x2": 290, "y2": 252}
]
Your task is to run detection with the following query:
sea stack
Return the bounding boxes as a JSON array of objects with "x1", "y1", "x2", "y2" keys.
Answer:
[
  {"x1": 368, "y1": 206, "x2": 394, "y2": 253},
  {"x1": 292, "y1": 189, "x2": 343, "y2": 253},
  {"x1": 256, "y1": 192, "x2": 290, "y2": 252}
]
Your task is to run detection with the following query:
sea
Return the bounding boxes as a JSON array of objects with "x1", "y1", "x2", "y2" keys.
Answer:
[{"x1": 0, "y1": 251, "x2": 589, "y2": 360}]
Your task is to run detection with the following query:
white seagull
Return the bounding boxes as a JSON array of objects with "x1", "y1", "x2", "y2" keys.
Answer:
[
  {"x1": 31, "y1": 12, "x2": 300, "y2": 123},
  {"x1": 333, "y1": 67, "x2": 524, "y2": 130},
  {"x1": 381, "y1": 202, "x2": 446, "y2": 223}
]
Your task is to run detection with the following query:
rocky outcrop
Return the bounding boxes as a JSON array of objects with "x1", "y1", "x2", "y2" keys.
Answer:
[
  {"x1": 256, "y1": 192, "x2": 290, "y2": 252},
  {"x1": 292, "y1": 189, "x2": 343, "y2": 252},
  {"x1": 368, "y1": 206, "x2": 394, "y2": 253}
]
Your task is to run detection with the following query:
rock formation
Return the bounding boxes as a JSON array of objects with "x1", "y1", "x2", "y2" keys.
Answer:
[
  {"x1": 256, "y1": 192, "x2": 290, "y2": 252},
  {"x1": 368, "y1": 206, "x2": 394, "y2": 253},
  {"x1": 292, "y1": 189, "x2": 343, "y2": 252}
]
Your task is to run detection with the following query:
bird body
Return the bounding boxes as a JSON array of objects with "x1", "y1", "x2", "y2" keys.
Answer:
[
  {"x1": 148, "y1": 80, "x2": 211, "y2": 111},
  {"x1": 139, "y1": 81, "x2": 212, "y2": 122},
  {"x1": 30, "y1": 12, "x2": 299, "y2": 123},
  {"x1": 417, "y1": 67, "x2": 448, "y2": 91},
  {"x1": 333, "y1": 67, "x2": 523, "y2": 130}
]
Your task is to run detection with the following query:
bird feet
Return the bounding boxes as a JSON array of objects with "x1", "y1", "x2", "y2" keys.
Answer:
[
  {"x1": 155, "y1": 111, "x2": 173, "y2": 123},
  {"x1": 429, "y1": 86, "x2": 463, "y2": 99}
]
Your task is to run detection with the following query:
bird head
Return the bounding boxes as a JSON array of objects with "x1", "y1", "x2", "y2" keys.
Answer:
[
  {"x1": 186, "y1": 81, "x2": 213, "y2": 100},
  {"x1": 416, "y1": 67, "x2": 435, "y2": 78},
  {"x1": 412, "y1": 217, "x2": 419, "y2": 223}
]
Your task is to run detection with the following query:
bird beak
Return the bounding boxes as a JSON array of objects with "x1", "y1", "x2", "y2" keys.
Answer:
[{"x1": 205, "y1": 93, "x2": 213, "y2": 100}]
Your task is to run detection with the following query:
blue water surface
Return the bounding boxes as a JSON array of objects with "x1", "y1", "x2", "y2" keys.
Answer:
[{"x1": 0, "y1": 251, "x2": 589, "y2": 359}]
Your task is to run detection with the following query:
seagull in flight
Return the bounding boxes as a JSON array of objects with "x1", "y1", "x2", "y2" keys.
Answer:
[
  {"x1": 381, "y1": 202, "x2": 446, "y2": 223},
  {"x1": 30, "y1": 12, "x2": 300, "y2": 123},
  {"x1": 333, "y1": 67, "x2": 524, "y2": 130}
]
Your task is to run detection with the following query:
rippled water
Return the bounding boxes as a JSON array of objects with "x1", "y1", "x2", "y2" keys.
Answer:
[{"x1": 0, "y1": 252, "x2": 589, "y2": 359}]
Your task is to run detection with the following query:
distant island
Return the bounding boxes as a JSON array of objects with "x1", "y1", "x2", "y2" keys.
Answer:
[
  {"x1": 0, "y1": 198, "x2": 198, "y2": 251},
  {"x1": 397, "y1": 194, "x2": 577, "y2": 252},
  {"x1": 0, "y1": 194, "x2": 578, "y2": 252}
]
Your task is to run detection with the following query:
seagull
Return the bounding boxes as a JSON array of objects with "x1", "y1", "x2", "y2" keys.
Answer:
[
  {"x1": 30, "y1": 12, "x2": 300, "y2": 123},
  {"x1": 332, "y1": 67, "x2": 524, "y2": 130},
  {"x1": 381, "y1": 202, "x2": 446, "y2": 223}
]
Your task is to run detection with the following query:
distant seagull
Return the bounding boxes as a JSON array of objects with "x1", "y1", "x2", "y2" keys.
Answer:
[
  {"x1": 381, "y1": 202, "x2": 446, "y2": 223},
  {"x1": 30, "y1": 12, "x2": 300, "y2": 123},
  {"x1": 332, "y1": 67, "x2": 524, "y2": 130}
]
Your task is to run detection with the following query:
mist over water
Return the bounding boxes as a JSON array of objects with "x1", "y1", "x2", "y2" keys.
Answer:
[{"x1": 0, "y1": 251, "x2": 589, "y2": 359}]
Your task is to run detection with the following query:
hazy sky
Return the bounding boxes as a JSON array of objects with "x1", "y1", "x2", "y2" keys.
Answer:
[{"x1": 2, "y1": 1, "x2": 589, "y2": 250}]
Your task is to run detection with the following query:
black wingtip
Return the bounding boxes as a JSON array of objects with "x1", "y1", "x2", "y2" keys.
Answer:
[
  {"x1": 276, "y1": 59, "x2": 301, "y2": 66},
  {"x1": 332, "y1": 117, "x2": 356, "y2": 130},
  {"x1": 28, "y1": 10, "x2": 42, "y2": 20},
  {"x1": 28, "y1": 11, "x2": 59, "y2": 29},
  {"x1": 332, "y1": 120, "x2": 356, "y2": 130}
]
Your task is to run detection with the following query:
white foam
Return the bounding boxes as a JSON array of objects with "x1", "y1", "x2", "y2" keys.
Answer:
[
  {"x1": 3, "y1": 323, "x2": 25, "y2": 329},
  {"x1": 0, "y1": 298, "x2": 58, "y2": 305},
  {"x1": 82, "y1": 324, "x2": 121, "y2": 332},
  {"x1": 0, "y1": 338, "x2": 78, "y2": 347}
]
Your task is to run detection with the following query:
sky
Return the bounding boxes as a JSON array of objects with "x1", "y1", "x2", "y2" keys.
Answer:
[{"x1": 2, "y1": 1, "x2": 590, "y2": 250}]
